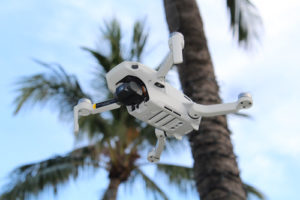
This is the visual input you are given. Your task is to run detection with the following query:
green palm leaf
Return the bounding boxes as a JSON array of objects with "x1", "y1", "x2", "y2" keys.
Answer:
[
  {"x1": 101, "y1": 19, "x2": 123, "y2": 65},
  {"x1": 232, "y1": 112, "x2": 252, "y2": 119},
  {"x1": 156, "y1": 164, "x2": 195, "y2": 193},
  {"x1": 132, "y1": 168, "x2": 168, "y2": 200},
  {"x1": 0, "y1": 145, "x2": 100, "y2": 200},
  {"x1": 226, "y1": 0, "x2": 262, "y2": 47},
  {"x1": 12, "y1": 60, "x2": 112, "y2": 139},
  {"x1": 130, "y1": 21, "x2": 148, "y2": 61},
  {"x1": 82, "y1": 47, "x2": 112, "y2": 73},
  {"x1": 77, "y1": 114, "x2": 110, "y2": 140},
  {"x1": 244, "y1": 183, "x2": 265, "y2": 200},
  {"x1": 13, "y1": 60, "x2": 88, "y2": 119}
]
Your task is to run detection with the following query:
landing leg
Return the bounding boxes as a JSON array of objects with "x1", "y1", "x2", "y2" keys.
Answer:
[{"x1": 147, "y1": 129, "x2": 166, "y2": 163}]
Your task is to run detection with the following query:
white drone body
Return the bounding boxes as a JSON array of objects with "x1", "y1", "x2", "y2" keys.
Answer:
[{"x1": 74, "y1": 32, "x2": 253, "y2": 163}]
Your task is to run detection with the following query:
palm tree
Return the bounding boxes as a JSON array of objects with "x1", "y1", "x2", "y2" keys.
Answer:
[
  {"x1": 0, "y1": 19, "x2": 195, "y2": 200},
  {"x1": 163, "y1": 0, "x2": 262, "y2": 199}
]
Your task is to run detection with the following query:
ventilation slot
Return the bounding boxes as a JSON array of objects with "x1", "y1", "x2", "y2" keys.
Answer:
[
  {"x1": 156, "y1": 115, "x2": 174, "y2": 126},
  {"x1": 155, "y1": 114, "x2": 169, "y2": 124},
  {"x1": 173, "y1": 111, "x2": 181, "y2": 116},
  {"x1": 148, "y1": 111, "x2": 168, "y2": 123},
  {"x1": 164, "y1": 106, "x2": 181, "y2": 116},
  {"x1": 162, "y1": 117, "x2": 176, "y2": 127},
  {"x1": 148, "y1": 111, "x2": 163, "y2": 120},
  {"x1": 164, "y1": 106, "x2": 172, "y2": 112}
]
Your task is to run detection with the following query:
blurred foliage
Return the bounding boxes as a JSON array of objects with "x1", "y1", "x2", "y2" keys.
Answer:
[
  {"x1": 13, "y1": 60, "x2": 87, "y2": 119},
  {"x1": 226, "y1": 0, "x2": 262, "y2": 48},
  {"x1": 244, "y1": 183, "x2": 266, "y2": 200}
]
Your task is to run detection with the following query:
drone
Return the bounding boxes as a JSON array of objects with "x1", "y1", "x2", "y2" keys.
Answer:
[{"x1": 74, "y1": 32, "x2": 253, "y2": 163}]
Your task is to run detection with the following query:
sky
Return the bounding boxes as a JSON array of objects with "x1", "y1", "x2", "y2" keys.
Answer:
[{"x1": 0, "y1": 0, "x2": 300, "y2": 199}]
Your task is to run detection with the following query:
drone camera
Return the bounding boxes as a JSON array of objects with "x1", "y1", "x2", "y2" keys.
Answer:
[{"x1": 115, "y1": 81, "x2": 146, "y2": 106}]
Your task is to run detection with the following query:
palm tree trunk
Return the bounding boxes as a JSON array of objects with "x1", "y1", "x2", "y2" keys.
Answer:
[
  {"x1": 163, "y1": 0, "x2": 246, "y2": 199},
  {"x1": 102, "y1": 178, "x2": 120, "y2": 200}
]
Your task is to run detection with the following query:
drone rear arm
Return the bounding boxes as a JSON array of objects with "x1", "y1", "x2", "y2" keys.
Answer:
[
  {"x1": 188, "y1": 102, "x2": 238, "y2": 118},
  {"x1": 157, "y1": 53, "x2": 173, "y2": 80},
  {"x1": 188, "y1": 93, "x2": 253, "y2": 119},
  {"x1": 157, "y1": 32, "x2": 184, "y2": 80}
]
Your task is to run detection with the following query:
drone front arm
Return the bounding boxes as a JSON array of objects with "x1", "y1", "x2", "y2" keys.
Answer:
[
  {"x1": 188, "y1": 102, "x2": 238, "y2": 118},
  {"x1": 188, "y1": 93, "x2": 253, "y2": 119},
  {"x1": 74, "y1": 98, "x2": 120, "y2": 133},
  {"x1": 157, "y1": 32, "x2": 184, "y2": 80},
  {"x1": 91, "y1": 99, "x2": 120, "y2": 114}
]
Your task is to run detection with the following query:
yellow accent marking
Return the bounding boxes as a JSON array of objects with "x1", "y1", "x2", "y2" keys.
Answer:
[{"x1": 93, "y1": 104, "x2": 96, "y2": 109}]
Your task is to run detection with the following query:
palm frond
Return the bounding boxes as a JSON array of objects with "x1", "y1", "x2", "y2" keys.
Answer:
[
  {"x1": 156, "y1": 164, "x2": 195, "y2": 193},
  {"x1": 243, "y1": 183, "x2": 265, "y2": 200},
  {"x1": 231, "y1": 112, "x2": 252, "y2": 119},
  {"x1": 81, "y1": 20, "x2": 124, "y2": 94},
  {"x1": 77, "y1": 114, "x2": 111, "y2": 140},
  {"x1": 131, "y1": 168, "x2": 168, "y2": 200},
  {"x1": 81, "y1": 47, "x2": 112, "y2": 73},
  {"x1": 13, "y1": 60, "x2": 88, "y2": 119},
  {"x1": 226, "y1": 0, "x2": 262, "y2": 47},
  {"x1": 130, "y1": 20, "x2": 149, "y2": 61},
  {"x1": 0, "y1": 145, "x2": 100, "y2": 200},
  {"x1": 138, "y1": 124, "x2": 157, "y2": 146},
  {"x1": 101, "y1": 19, "x2": 123, "y2": 65},
  {"x1": 81, "y1": 47, "x2": 111, "y2": 99}
]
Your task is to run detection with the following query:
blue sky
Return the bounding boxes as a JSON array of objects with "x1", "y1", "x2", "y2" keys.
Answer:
[{"x1": 1, "y1": 0, "x2": 300, "y2": 199}]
